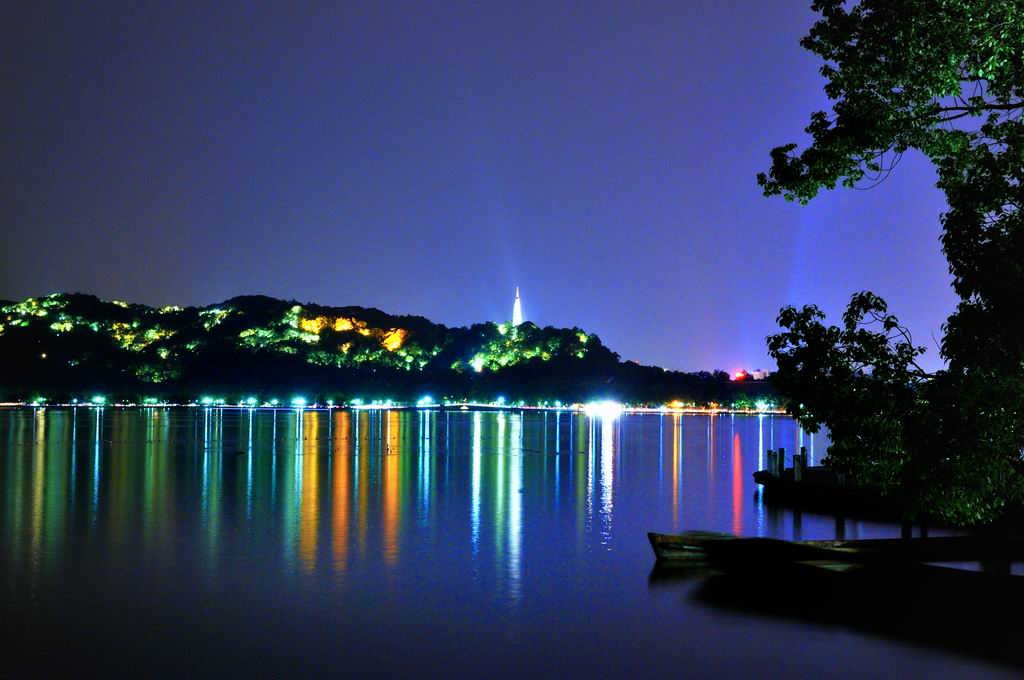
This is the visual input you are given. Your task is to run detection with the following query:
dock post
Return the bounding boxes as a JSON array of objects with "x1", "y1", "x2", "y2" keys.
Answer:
[
  {"x1": 777, "y1": 447, "x2": 786, "y2": 477},
  {"x1": 794, "y1": 447, "x2": 807, "y2": 482},
  {"x1": 766, "y1": 449, "x2": 777, "y2": 477}
]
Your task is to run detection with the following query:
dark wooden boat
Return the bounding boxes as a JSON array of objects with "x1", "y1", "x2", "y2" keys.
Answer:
[
  {"x1": 648, "y1": 531, "x2": 736, "y2": 562},
  {"x1": 649, "y1": 531, "x2": 860, "y2": 568},
  {"x1": 652, "y1": 530, "x2": 1024, "y2": 667},
  {"x1": 648, "y1": 531, "x2": 1024, "y2": 566}
]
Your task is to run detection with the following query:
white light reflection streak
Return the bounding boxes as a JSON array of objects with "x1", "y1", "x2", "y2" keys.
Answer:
[
  {"x1": 658, "y1": 413, "x2": 664, "y2": 483},
  {"x1": 201, "y1": 407, "x2": 210, "y2": 522},
  {"x1": 599, "y1": 414, "x2": 614, "y2": 546},
  {"x1": 758, "y1": 414, "x2": 764, "y2": 471},
  {"x1": 91, "y1": 408, "x2": 102, "y2": 527},
  {"x1": 470, "y1": 411, "x2": 482, "y2": 555},
  {"x1": 419, "y1": 410, "x2": 431, "y2": 523},
  {"x1": 495, "y1": 413, "x2": 506, "y2": 562},
  {"x1": 508, "y1": 412, "x2": 523, "y2": 595},
  {"x1": 70, "y1": 407, "x2": 77, "y2": 506},
  {"x1": 586, "y1": 417, "x2": 595, "y2": 533},
  {"x1": 554, "y1": 410, "x2": 561, "y2": 508},
  {"x1": 247, "y1": 407, "x2": 254, "y2": 520},
  {"x1": 295, "y1": 409, "x2": 304, "y2": 499},
  {"x1": 271, "y1": 411, "x2": 278, "y2": 507}
]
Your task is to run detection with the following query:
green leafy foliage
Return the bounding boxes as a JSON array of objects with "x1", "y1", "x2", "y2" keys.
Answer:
[
  {"x1": 763, "y1": 0, "x2": 1024, "y2": 524},
  {"x1": 769, "y1": 294, "x2": 927, "y2": 499}
]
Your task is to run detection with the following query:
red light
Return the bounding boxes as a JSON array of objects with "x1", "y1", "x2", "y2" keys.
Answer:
[{"x1": 734, "y1": 371, "x2": 746, "y2": 380}]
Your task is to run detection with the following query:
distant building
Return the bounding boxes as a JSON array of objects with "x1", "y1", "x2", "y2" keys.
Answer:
[
  {"x1": 512, "y1": 287, "x2": 523, "y2": 326},
  {"x1": 733, "y1": 369, "x2": 770, "y2": 381}
]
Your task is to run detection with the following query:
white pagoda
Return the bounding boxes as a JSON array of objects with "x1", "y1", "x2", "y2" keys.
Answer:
[{"x1": 512, "y1": 287, "x2": 523, "y2": 326}]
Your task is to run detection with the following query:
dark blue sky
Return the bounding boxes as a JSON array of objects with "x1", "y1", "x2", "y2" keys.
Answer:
[{"x1": 1, "y1": 1, "x2": 955, "y2": 372}]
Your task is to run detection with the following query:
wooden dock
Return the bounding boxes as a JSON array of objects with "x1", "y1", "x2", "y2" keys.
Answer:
[{"x1": 752, "y1": 446, "x2": 901, "y2": 518}]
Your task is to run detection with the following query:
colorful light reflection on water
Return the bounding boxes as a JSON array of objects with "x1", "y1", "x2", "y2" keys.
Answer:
[{"x1": 0, "y1": 408, "x2": 1013, "y2": 678}]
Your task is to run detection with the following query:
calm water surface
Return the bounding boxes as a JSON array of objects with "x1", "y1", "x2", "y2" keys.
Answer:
[{"x1": 0, "y1": 408, "x2": 1013, "y2": 678}]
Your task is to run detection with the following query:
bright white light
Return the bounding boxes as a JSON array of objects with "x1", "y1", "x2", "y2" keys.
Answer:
[
  {"x1": 291, "y1": 396, "x2": 307, "y2": 408},
  {"x1": 755, "y1": 400, "x2": 770, "y2": 412},
  {"x1": 495, "y1": 396, "x2": 506, "y2": 405},
  {"x1": 245, "y1": 397, "x2": 258, "y2": 406},
  {"x1": 417, "y1": 395, "x2": 434, "y2": 407},
  {"x1": 350, "y1": 398, "x2": 363, "y2": 406},
  {"x1": 584, "y1": 400, "x2": 623, "y2": 419},
  {"x1": 200, "y1": 396, "x2": 214, "y2": 406},
  {"x1": 471, "y1": 357, "x2": 484, "y2": 373},
  {"x1": 90, "y1": 395, "x2": 106, "y2": 405},
  {"x1": 269, "y1": 398, "x2": 279, "y2": 406}
]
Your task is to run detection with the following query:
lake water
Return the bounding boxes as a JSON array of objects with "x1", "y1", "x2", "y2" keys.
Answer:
[{"x1": 0, "y1": 407, "x2": 1014, "y2": 678}]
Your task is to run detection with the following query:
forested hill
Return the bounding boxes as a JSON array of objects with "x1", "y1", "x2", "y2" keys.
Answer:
[{"x1": 0, "y1": 293, "x2": 774, "y2": 405}]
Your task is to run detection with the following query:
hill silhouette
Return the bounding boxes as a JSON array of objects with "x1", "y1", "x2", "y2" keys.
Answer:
[{"x1": 0, "y1": 293, "x2": 774, "y2": 406}]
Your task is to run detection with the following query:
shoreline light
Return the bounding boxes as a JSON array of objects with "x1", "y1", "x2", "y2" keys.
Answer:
[{"x1": 584, "y1": 400, "x2": 623, "y2": 419}]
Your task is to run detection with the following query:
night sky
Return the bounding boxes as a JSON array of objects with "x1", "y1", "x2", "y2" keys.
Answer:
[{"x1": 1, "y1": 2, "x2": 955, "y2": 372}]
